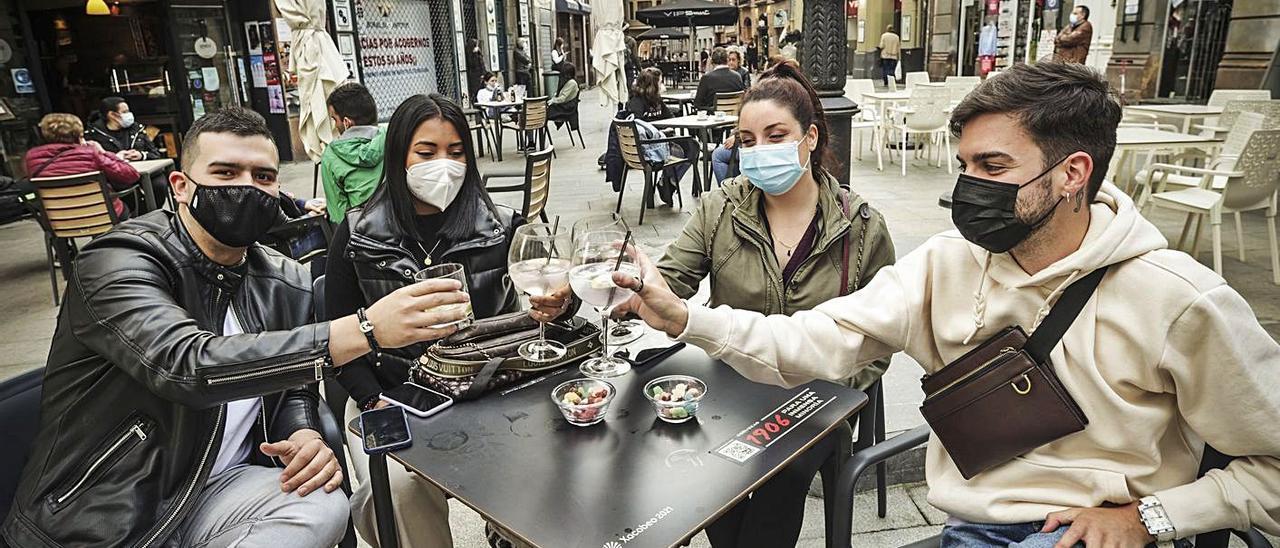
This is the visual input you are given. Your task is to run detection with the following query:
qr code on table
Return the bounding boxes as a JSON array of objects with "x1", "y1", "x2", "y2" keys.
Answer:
[{"x1": 716, "y1": 440, "x2": 761, "y2": 463}]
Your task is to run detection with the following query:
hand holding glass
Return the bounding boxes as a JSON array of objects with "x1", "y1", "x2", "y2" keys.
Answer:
[
  {"x1": 509, "y1": 223, "x2": 572, "y2": 362},
  {"x1": 570, "y1": 230, "x2": 641, "y2": 378},
  {"x1": 413, "y1": 263, "x2": 474, "y2": 329}
]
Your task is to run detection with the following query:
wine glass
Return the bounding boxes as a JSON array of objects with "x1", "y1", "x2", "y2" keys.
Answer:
[
  {"x1": 508, "y1": 223, "x2": 572, "y2": 363},
  {"x1": 571, "y1": 214, "x2": 645, "y2": 346},
  {"x1": 569, "y1": 228, "x2": 640, "y2": 378}
]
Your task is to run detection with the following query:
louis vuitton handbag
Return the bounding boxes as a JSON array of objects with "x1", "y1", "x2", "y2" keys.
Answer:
[
  {"x1": 411, "y1": 311, "x2": 603, "y2": 400},
  {"x1": 920, "y1": 266, "x2": 1108, "y2": 479}
]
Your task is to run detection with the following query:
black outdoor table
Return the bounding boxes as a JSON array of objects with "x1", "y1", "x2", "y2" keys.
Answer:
[{"x1": 350, "y1": 345, "x2": 867, "y2": 548}]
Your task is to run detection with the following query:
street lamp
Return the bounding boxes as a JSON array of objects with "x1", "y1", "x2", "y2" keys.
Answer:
[{"x1": 801, "y1": 0, "x2": 860, "y2": 186}]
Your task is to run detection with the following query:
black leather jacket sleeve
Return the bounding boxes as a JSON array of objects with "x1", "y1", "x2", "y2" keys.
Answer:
[
  {"x1": 68, "y1": 241, "x2": 332, "y2": 409},
  {"x1": 272, "y1": 385, "x2": 323, "y2": 440}
]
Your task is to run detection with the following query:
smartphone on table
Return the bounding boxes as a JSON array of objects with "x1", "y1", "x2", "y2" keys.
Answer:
[
  {"x1": 380, "y1": 382, "x2": 454, "y2": 418},
  {"x1": 359, "y1": 405, "x2": 412, "y2": 455}
]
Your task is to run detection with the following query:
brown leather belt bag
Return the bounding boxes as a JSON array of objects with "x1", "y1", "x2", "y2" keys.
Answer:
[{"x1": 920, "y1": 266, "x2": 1108, "y2": 479}]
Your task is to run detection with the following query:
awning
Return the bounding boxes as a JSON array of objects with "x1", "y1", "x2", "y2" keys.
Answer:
[
  {"x1": 635, "y1": 0, "x2": 737, "y2": 27},
  {"x1": 555, "y1": 0, "x2": 591, "y2": 15},
  {"x1": 637, "y1": 27, "x2": 690, "y2": 41}
]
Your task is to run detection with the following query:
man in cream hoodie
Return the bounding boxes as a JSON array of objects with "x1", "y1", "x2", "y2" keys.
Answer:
[{"x1": 615, "y1": 62, "x2": 1280, "y2": 546}]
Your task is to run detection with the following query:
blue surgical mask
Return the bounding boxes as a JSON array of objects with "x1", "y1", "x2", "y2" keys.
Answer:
[
  {"x1": 119, "y1": 112, "x2": 135, "y2": 128},
  {"x1": 1069, "y1": 14, "x2": 1079, "y2": 25},
  {"x1": 738, "y1": 138, "x2": 810, "y2": 196}
]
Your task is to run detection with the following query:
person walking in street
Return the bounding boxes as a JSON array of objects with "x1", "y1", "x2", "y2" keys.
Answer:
[
  {"x1": 1054, "y1": 4, "x2": 1094, "y2": 64},
  {"x1": 465, "y1": 38, "x2": 487, "y2": 100},
  {"x1": 878, "y1": 24, "x2": 901, "y2": 86},
  {"x1": 322, "y1": 82, "x2": 385, "y2": 224}
]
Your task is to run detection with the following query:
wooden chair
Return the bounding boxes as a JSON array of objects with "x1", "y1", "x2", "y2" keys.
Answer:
[
  {"x1": 28, "y1": 171, "x2": 133, "y2": 305},
  {"x1": 483, "y1": 146, "x2": 554, "y2": 223},
  {"x1": 613, "y1": 118, "x2": 696, "y2": 225},
  {"x1": 501, "y1": 96, "x2": 554, "y2": 158},
  {"x1": 1144, "y1": 128, "x2": 1280, "y2": 284},
  {"x1": 714, "y1": 91, "x2": 745, "y2": 117}
]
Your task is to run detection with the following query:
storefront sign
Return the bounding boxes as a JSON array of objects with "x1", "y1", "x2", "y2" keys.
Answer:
[
  {"x1": 268, "y1": 84, "x2": 286, "y2": 114},
  {"x1": 202, "y1": 67, "x2": 221, "y2": 92},
  {"x1": 356, "y1": 0, "x2": 440, "y2": 121},
  {"x1": 10, "y1": 68, "x2": 33, "y2": 94},
  {"x1": 194, "y1": 36, "x2": 218, "y2": 59},
  {"x1": 338, "y1": 34, "x2": 356, "y2": 56}
]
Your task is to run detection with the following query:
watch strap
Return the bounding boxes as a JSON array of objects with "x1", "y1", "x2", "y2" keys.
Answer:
[{"x1": 1139, "y1": 496, "x2": 1177, "y2": 542}]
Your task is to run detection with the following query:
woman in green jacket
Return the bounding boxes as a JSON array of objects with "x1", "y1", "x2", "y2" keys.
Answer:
[{"x1": 535, "y1": 63, "x2": 895, "y2": 548}]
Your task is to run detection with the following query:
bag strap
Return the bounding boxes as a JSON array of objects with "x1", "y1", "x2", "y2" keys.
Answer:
[
  {"x1": 1024, "y1": 265, "x2": 1110, "y2": 363},
  {"x1": 29, "y1": 146, "x2": 75, "y2": 180},
  {"x1": 460, "y1": 357, "x2": 506, "y2": 400},
  {"x1": 838, "y1": 188, "x2": 870, "y2": 296}
]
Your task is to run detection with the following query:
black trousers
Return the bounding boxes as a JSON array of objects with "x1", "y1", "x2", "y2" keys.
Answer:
[{"x1": 705, "y1": 432, "x2": 840, "y2": 548}]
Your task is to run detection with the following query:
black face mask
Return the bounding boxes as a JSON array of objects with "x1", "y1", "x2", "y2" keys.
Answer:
[
  {"x1": 951, "y1": 157, "x2": 1068, "y2": 253},
  {"x1": 186, "y1": 175, "x2": 282, "y2": 248}
]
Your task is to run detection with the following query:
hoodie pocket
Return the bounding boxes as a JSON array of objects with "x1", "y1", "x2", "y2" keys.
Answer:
[
  {"x1": 46, "y1": 414, "x2": 153, "y2": 514},
  {"x1": 1009, "y1": 456, "x2": 1134, "y2": 504}
]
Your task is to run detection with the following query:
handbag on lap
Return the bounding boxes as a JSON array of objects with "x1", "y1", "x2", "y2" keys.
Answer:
[
  {"x1": 920, "y1": 266, "x2": 1108, "y2": 479},
  {"x1": 411, "y1": 311, "x2": 602, "y2": 400}
]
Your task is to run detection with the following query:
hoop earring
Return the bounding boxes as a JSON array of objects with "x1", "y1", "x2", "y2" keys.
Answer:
[{"x1": 1073, "y1": 191, "x2": 1085, "y2": 213}]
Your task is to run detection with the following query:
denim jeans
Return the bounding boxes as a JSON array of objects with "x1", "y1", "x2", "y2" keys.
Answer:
[
  {"x1": 712, "y1": 144, "x2": 734, "y2": 183},
  {"x1": 881, "y1": 58, "x2": 899, "y2": 86}
]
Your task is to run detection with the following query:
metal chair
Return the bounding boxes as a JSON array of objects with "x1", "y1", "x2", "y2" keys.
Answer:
[
  {"x1": 501, "y1": 96, "x2": 554, "y2": 158},
  {"x1": 1144, "y1": 128, "x2": 1280, "y2": 284},
  {"x1": 886, "y1": 86, "x2": 953, "y2": 176},
  {"x1": 483, "y1": 146, "x2": 554, "y2": 223},
  {"x1": 612, "y1": 118, "x2": 696, "y2": 225},
  {"x1": 27, "y1": 171, "x2": 135, "y2": 305},
  {"x1": 311, "y1": 274, "x2": 359, "y2": 548},
  {"x1": 468, "y1": 109, "x2": 500, "y2": 162}
]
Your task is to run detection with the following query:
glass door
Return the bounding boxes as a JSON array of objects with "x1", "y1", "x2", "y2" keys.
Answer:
[{"x1": 170, "y1": 1, "x2": 244, "y2": 121}]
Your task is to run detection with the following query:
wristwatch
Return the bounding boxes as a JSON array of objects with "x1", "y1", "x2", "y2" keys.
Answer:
[
  {"x1": 355, "y1": 307, "x2": 382, "y2": 357},
  {"x1": 1138, "y1": 496, "x2": 1177, "y2": 542}
]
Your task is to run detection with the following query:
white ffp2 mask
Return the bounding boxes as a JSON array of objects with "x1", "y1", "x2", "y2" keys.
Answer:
[{"x1": 406, "y1": 159, "x2": 468, "y2": 210}]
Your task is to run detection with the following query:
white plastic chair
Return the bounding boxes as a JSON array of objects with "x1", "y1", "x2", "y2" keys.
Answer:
[
  {"x1": 1207, "y1": 89, "x2": 1272, "y2": 108},
  {"x1": 1137, "y1": 112, "x2": 1266, "y2": 200},
  {"x1": 886, "y1": 86, "x2": 952, "y2": 176},
  {"x1": 848, "y1": 79, "x2": 879, "y2": 161},
  {"x1": 904, "y1": 72, "x2": 930, "y2": 90},
  {"x1": 944, "y1": 77, "x2": 979, "y2": 106},
  {"x1": 1144, "y1": 128, "x2": 1280, "y2": 283}
]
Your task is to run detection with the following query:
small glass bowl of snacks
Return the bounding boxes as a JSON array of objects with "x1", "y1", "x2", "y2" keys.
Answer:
[
  {"x1": 551, "y1": 378, "x2": 615, "y2": 426},
  {"x1": 643, "y1": 375, "x2": 707, "y2": 424}
]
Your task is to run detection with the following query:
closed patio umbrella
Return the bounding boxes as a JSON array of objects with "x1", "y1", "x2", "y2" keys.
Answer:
[
  {"x1": 592, "y1": 0, "x2": 629, "y2": 106},
  {"x1": 275, "y1": 0, "x2": 347, "y2": 162}
]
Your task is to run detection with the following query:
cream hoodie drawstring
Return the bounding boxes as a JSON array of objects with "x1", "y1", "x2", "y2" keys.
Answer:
[
  {"x1": 962, "y1": 253, "x2": 994, "y2": 345},
  {"x1": 1030, "y1": 269, "x2": 1083, "y2": 331}
]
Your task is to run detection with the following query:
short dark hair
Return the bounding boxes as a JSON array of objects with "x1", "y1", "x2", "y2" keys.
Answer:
[
  {"x1": 327, "y1": 82, "x2": 378, "y2": 126},
  {"x1": 181, "y1": 107, "x2": 275, "y2": 170},
  {"x1": 949, "y1": 62, "x2": 1121, "y2": 199},
  {"x1": 99, "y1": 96, "x2": 126, "y2": 119},
  {"x1": 369, "y1": 94, "x2": 492, "y2": 242},
  {"x1": 559, "y1": 62, "x2": 577, "y2": 80},
  {"x1": 1076, "y1": 5, "x2": 1090, "y2": 19},
  {"x1": 711, "y1": 47, "x2": 729, "y2": 66}
]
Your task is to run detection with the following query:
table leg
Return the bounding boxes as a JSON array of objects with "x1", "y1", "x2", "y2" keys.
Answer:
[
  {"x1": 369, "y1": 452, "x2": 400, "y2": 548},
  {"x1": 700, "y1": 128, "x2": 713, "y2": 192},
  {"x1": 494, "y1": 123, "x2": 504, "y2": 162},
  {"x1": 139, "y1": 171, "x2": 158, "y2": 213}
]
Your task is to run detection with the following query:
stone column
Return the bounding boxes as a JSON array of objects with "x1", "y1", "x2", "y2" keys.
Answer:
[{"x1": 802, "y1": 0, "x2": 860, "y2": 186}]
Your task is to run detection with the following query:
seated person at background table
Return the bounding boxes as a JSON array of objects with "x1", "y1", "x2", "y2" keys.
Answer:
[
  {"x1": 1, "y1": 107, "x2": 473, "y2": 548},
  {"x1": 25, "y1": 112, "x2": 140, "y2": 221},
  {"x1": 612, "y1": 61, "x2": 1280, "y2": 547},
  {"x1": 537, "y1": 63, "x2": 896, "y2": 548},
  {"x1": 86, "y1": 96, "x2": 169, "y2": 211},
  {"x1": 326, "y1": 93, "x2": 554, "y2": 548},
  {"x1": 323, "y1": 81, "x2": 385, "y2": 224},
  {"x1": 476, "y1": 71, "x2": 516, "y2": 121},
  {"x1": 728, "y1": 49, "x2": 751, "y2": 88},
  {"x1": 693, "y1": 47, "x2": 745, "y2": 114},
  {"x1": 626, "y1": 67, "x2": 675, "y2": 122},
  {"x1": 547, "y1": 62, "x2": 581, "y2": 126}
]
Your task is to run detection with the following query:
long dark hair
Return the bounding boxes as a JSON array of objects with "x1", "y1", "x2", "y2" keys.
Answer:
[
  {"x1": 368, "y1": 93, "x2": 494, "y2": 242},
  {"x1": 741, "y1": 62, "x2": 836, "y2": 174},
  {"x1": 632, "y1": 67, "x2": 663, "y2": 109}
]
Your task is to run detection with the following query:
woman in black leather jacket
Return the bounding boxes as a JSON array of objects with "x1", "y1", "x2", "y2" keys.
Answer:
[{"x1": 324, "y1": 93, "x2": 523, "y2": 548}]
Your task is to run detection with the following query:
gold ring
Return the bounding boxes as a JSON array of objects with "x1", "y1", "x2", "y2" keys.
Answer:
[{"x1": 1011, "y1": 374, "x2": 1032, "y2": 395}]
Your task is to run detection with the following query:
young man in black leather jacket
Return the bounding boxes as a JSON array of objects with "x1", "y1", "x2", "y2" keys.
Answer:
[{"x1": 2, "y1": 108, "x2": 472, "y2": 548}]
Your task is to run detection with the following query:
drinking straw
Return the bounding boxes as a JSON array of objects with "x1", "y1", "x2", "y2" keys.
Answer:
[
  {"x1": 605, "y1": 230, "x2": 634, "y2": 305},
  {"x1": 544, "y1": 215, "x2": 561, "y2": 266}
]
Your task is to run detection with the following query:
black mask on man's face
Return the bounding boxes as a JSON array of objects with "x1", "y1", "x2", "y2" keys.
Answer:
[
  {"x1": 950, "y1": 157, "x2": 1069, "y2": 253},
  {"x1": 185, "y1": 174, "x2": 282, "y2": 248}
]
